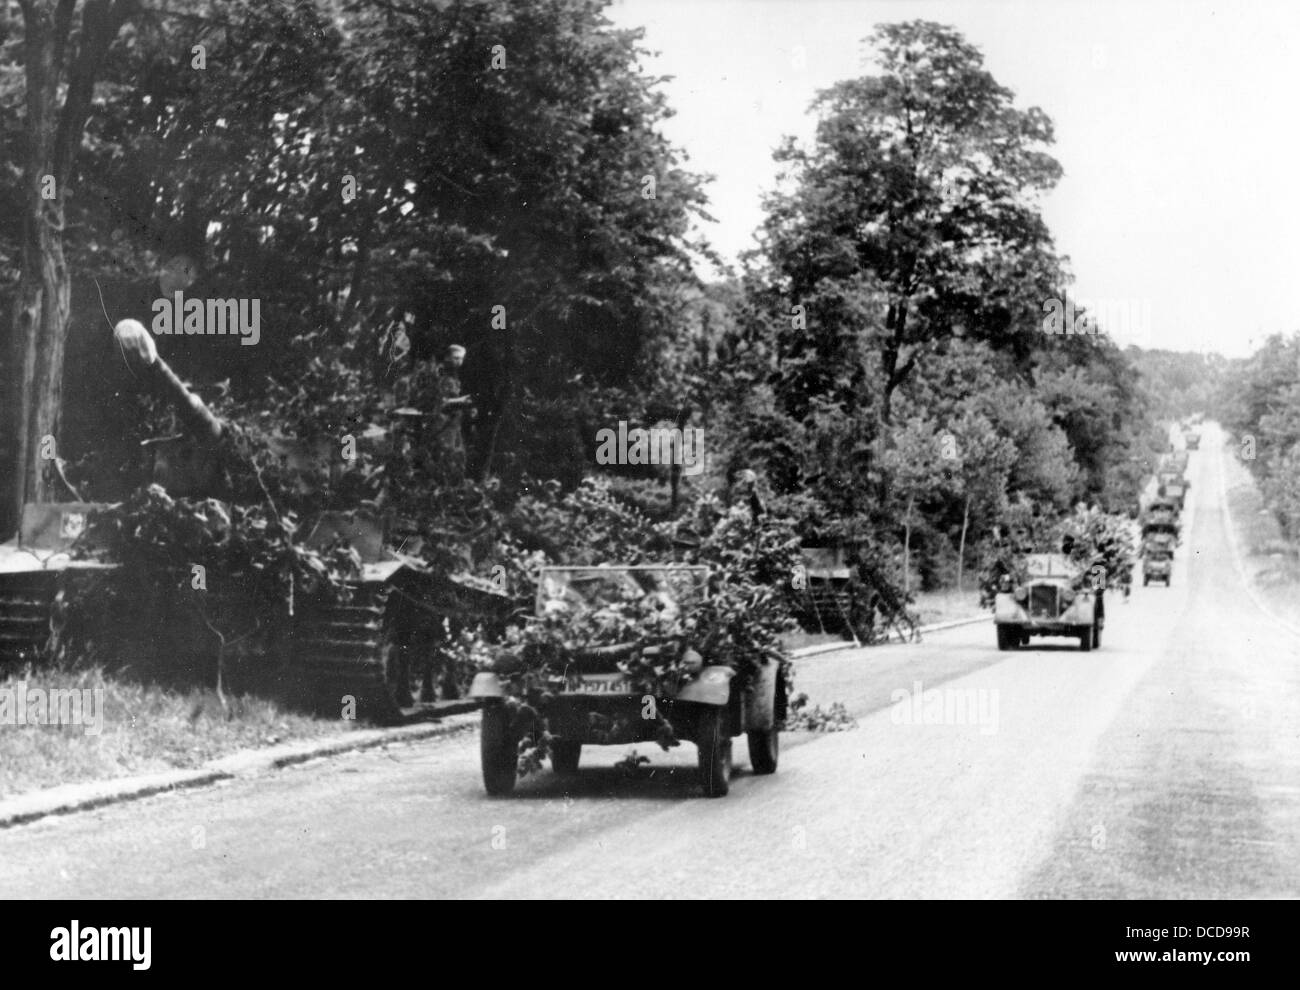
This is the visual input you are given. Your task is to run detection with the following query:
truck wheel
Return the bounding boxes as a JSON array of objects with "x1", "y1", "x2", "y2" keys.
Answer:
[
  {"x1": 1078, "y1": 626, "x2": 1093, "y2": 652},
  {"x1": 697, "y1": 707, "x2": 732, "y2": 798},
  {"x1": 748, "y1": 726, "x2": 779, "y2": 775},
  {"x1": 550, "y1": 739, "x2": 581, "y2": 774},
  {"x1": 996, "y1": 625, "x2": 1020, "y2": 651},
  {"x1": 480, "y1": 702, "x2": 517, "y2": 796}
]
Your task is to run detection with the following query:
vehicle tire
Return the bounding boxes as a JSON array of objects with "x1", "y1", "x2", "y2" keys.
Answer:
[
  {"x1": 1078, "y1": 626, "x2": 1093, "y2": 652},
  {"x1": 748, "y1": 726, "x2": 779, "y2": 775},
  {"x1": 1143, "y1": 576, "x2": 1149, "y2": 586},
  {"x1": 480, "y1": 702, "x2": 517, "y2": 796},
  {"x1": 996, "y1": 625, "x2": 1020, "y2": 651},
  {"x1": 696, "y1": 707, "x2": 732, "y2": 798},
  {"x1": 1093, "y1": 623, "x2": 1101, "y2": 649},
  {"x1": 550, "y1": 739, "x2": 581, "y2": 775}
]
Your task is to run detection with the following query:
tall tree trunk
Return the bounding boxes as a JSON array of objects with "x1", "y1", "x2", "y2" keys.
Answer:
[
  {"x1": 7, "y1": 2, "x2": 66, "y2": 530},
  {"x1": 957, "y1": 493, "x2": 970, "y2": 595},
  {"x1": 4, "y1": 0, "x2": 135, "y2": 533}
]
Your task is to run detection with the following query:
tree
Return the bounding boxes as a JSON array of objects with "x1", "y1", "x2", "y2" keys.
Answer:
[
  {"x1": 2, "y1": 0, "x2": 136, "y2": 533},
  {"x1": 759, "y1": 20, "x2": 1064, "y2": 429},
  {"x1": 49, "y1": 0, "x2": 712, "y2": 489},
  {"x1": 946, "y1": 409, "x2": 1015, "y2": 593},
  {"x1": 881, "y1": 414, "x2": 961, "y2": 592}
]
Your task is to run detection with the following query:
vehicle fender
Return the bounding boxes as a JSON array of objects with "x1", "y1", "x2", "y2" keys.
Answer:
[
  {"x1": 742, "y1": 659, "x2": 778, "y2": 731},
  {"x1": 676, "y1": 665, "x2": 735, "y2": 706},
  {"x1": 468, "y1": 672, "x2": 505, "y2": 699},
  {"x1": 993, "y1": 593, "x2": 1026, "y2": 623},
  {"x1": 1063, "y1": 597, "x2": 1095, "y2": 624}
]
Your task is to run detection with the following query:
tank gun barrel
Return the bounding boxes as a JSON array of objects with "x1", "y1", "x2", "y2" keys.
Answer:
[{"x1": 114, "y1": 319, "x2": 222, "y2": 442}]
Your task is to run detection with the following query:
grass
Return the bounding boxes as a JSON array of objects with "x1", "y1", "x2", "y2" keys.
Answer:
[
  {"x1": 780, "y1": 584, "x2": 983, "y2": 652},
  {"x1": 0, "y1": 663, "x2": 344, "y2": 800},
  {"x1": 911, "y1": 585, "x2": 984, "y2": 626},
  {"x1": 1221, "y1": 454, "x2": 1300, "y2": 627}
]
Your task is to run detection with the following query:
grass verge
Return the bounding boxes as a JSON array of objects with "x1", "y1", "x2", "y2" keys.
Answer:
[
  {"x1": 0, "y1": 664, "x2": 344, "y2": 800},
  {"x1": 1222, "y1": 453, "x2": 1300, "y2": 628}
]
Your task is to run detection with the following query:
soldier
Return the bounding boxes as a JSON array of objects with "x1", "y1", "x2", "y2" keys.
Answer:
[
  {"x1": 435, "y1": 344, "x2": 472, "y2": 481},
  {"x1": 729, "y1": 467, "x2": 766, "y2": 521}
]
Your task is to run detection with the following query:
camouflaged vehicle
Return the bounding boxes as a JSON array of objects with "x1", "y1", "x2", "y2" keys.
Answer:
[
  {"x1": 469, "y1": 564, "x2": 785, "y2": 798},
  {"x1": 993, "y1": 553, "x2": 1104, "y2": 652},
  {"x1": 0, "y1": 322, "x2": 510, "y2": 721},
  {"x1": 1142, "y1": 539, "x2": 1174, "y2": 586}
]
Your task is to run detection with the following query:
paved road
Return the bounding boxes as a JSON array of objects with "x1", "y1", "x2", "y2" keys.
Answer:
[{"x1": 2, "y1": 424, "x2": 1296, "y2": 898}]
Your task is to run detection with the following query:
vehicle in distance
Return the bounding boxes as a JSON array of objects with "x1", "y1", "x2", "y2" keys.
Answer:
[
  {"x1": 994, "y1": 553, "x2": 1104, "y2": 652},
  {"x1": 1142, "y1": 544, "x2": 1174, "y2": 586}
]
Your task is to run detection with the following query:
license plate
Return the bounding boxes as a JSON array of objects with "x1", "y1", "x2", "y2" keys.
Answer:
[{"x1": 572, "y1": 675, "x2": 634, "y2": 694}]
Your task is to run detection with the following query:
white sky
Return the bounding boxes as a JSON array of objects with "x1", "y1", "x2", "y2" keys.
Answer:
[{"x1": 608, "y1": 0, "x2": 1300, "y2": 357}]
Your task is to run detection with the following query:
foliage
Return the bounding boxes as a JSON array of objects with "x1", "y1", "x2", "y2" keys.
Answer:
[
  {"x1": 976, "y1": 501, "x2": 1136, "y2": 606},
  {"x1": 785, "y1": 694, "x2": 858, "y2": 733}
]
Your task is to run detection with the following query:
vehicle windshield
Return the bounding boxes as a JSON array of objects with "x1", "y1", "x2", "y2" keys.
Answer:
[{"x1": 535, "y1": 566, "x2": 710, "y2": 617}]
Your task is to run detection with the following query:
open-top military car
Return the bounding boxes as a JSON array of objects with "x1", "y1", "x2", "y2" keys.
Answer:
[
  {"x1": 469, "y1": 564, "x2": 785, "y2": 798},
  {"x1": 994, "y1": 553, "x2": 1104, "y2": 652}
]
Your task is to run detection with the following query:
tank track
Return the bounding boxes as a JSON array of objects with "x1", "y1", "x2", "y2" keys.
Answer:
[
  {"x1": 0, "y1": 571, "x2": 60, "y2": 666},
  {"x1": 293, "y1": 581, "x2": 408, "y2": 724}
]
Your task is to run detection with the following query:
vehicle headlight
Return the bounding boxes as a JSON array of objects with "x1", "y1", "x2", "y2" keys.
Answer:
[
  {"x1": 681, "y1": 648, "x2": 703, "y2": 674},
  {"x1": 1013, "y1": 587, "x2": 1028, "y2": 603},
  {"x1": 1061, "y1": 588, "x2": 1076, "y2": 604}
]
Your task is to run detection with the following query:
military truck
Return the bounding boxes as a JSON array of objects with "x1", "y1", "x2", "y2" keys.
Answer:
[
  {"x1": 1142, "y1": 536, "x2": 1174, "y2": 586},
  {"x1": 1143, "y1": 497, "x2": 1181, "y2": 531},
  {"x1": 993, "y1": 553, "x2": 1104, "y2": 652},
  {"x1": 1158, "y1": 479, "x2": 1187, "y2": 511}
]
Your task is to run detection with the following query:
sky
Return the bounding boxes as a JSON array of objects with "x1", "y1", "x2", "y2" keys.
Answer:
[{"x1": 607, "y1": 0, "x2": 1300, "y2": 357}]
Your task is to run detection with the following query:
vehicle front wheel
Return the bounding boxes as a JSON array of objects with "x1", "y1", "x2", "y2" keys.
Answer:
[
  {"x1": 748, "y1": 726, "x2": 779, "y2": 775},
  {"x1": 1093, "y1": 623, "x2": 1102, "y2": 649},
  {"x1": 550, "y1": 739, "x2": 581, "y2": 775},
  {"x1": 696, "y1": 707, "x2": 732, "y2": 798},
  {"x1": 480, "y1": 702, "x2": 518, "y2": 796},
  {"x1": 1078, "y1": 626, "x2": 1093, "y2": 652},
  {"x1": 996, "y1": 625, "x2": 1020, "y2": 651}
]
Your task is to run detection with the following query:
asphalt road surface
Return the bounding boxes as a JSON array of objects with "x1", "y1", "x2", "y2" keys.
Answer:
[{"x1": 2, "y1": 425, "x2": 1296, "y2": 898}]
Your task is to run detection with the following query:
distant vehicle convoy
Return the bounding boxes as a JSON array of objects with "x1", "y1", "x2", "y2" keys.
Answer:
[{"x1": 991, "y1": 428, "x2": 1201, "y2": 649}]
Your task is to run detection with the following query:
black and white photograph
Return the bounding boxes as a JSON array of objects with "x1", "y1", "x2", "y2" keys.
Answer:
[{"x1": 0, "y1": 0, "x2": 1291, "y2": 951}]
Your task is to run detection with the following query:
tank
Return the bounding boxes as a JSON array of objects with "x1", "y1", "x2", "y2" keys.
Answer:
[{"x1": 0, "y1": 321, "x2": 516, "y2": 721}]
